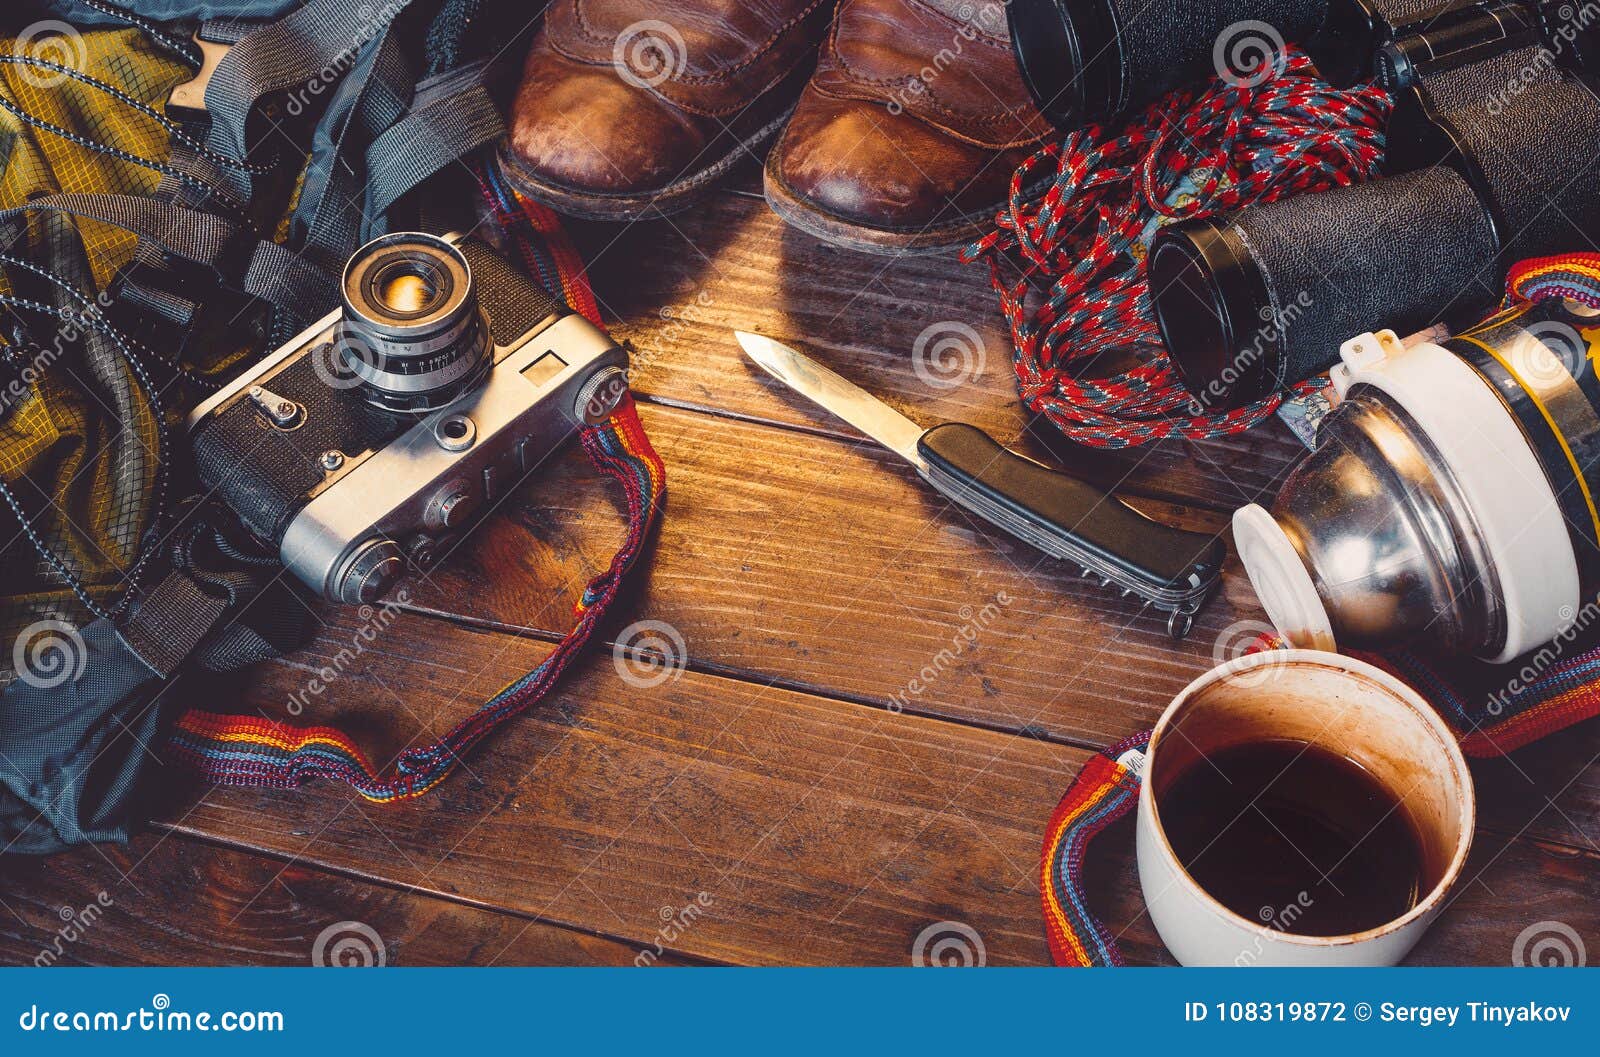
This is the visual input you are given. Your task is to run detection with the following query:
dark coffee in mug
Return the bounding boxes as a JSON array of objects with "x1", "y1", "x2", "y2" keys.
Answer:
[{"x1": 1156, "y1": 738, "x2": 1426, "y2": 937}]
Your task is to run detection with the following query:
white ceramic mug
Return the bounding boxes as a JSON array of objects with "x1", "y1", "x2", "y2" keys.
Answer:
[{"x1": 1136, "y1": 649, "x2": 1475, "y2": 967}]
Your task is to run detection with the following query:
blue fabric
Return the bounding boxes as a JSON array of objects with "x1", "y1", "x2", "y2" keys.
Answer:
[{"x1": 31, "y1": 0, "x2": 302, "y2": 26}]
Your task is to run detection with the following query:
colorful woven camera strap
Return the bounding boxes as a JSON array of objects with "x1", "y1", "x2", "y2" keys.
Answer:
[{"x1": 167, "y1": 164, "x2": 667, "y2": 802}]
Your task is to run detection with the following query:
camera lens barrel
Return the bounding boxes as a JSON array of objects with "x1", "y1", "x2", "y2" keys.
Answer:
[
  {"x1": 338, "y1": 232, "x2": 493, "y2": 413},
  {"x1": 1151, "y1": 166, "x2": 1501, "y2": 410}
]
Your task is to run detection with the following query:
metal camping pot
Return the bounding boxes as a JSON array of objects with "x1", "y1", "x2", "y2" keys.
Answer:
[{"x1": 1233, "y1": 299, "x2": 1600, "y2": 663}]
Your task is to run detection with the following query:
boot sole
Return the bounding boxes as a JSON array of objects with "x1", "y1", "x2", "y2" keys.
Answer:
[
  {"x1": 497, "y1": 106, "x2": 797, "y2": 223},
  {"x1": 763, "y1": 154, "x2": 1006, "y2": 257}
]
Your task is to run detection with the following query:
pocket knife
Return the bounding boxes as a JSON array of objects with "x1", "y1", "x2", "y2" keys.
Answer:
[{"x1": 735, "y1": 332, "x2": 1224, "y2": 638}]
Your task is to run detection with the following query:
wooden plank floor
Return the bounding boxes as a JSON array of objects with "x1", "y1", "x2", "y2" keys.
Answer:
[{"x1": 3, "y1": 169, "x2": 1597, "y2": 966}]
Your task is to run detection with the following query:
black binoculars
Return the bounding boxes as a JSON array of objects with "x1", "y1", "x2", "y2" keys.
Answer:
[{"x1": 1009, "y1": 0, "x2": 1600, "y2": 408}]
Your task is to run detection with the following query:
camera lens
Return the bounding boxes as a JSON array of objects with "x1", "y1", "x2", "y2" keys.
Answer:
[
  {"x1": 1007, "y1": 0, "x2": 1330, "y2": 128},
  {"x1": 1150, "y1": 166, "x2": 1502, "y2": 410},
  {"x1": 338, "y1": 232, "x2": 492, "y2": 413},
  {"x1": 373, "y1": 265, "x2": 443, "y2": 316}
]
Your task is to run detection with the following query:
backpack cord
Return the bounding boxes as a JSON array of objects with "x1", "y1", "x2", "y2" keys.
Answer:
[
  {"x1": 76, "y1": 0, "x2": 203, "y2": 67},
  {"x1": 0, "y1": 253, "x2": 173, "y2": 621},
  {"x1": 961, "y1": 48, "x2": 1392, "y2": 449}
]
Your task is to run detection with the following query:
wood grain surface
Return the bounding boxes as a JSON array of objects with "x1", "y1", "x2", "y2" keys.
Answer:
[
  {"x1": 0, "y1": 835, "x2": 689, "y2": 966},
  {"x1": 3, "y1": 177, "x2": 1595, "y2": 968}
]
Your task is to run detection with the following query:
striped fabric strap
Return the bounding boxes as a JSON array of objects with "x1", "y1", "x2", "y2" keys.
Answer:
[
  {"x1": 474, "y1": 158, "x2": 602, "y2": 325},
  {"x1": 1040, "y1": 731, "x2": 1149, "y2": 967},
  {"x1": 1361, "y1": 648, "x2": 1600, "y2": 758},
  {"x1": 1505, "y1": 252, "x2": 1600, "y2": 309},
  {"x1": 168, "y1": 158, "x2": 667, "y2": 802}
]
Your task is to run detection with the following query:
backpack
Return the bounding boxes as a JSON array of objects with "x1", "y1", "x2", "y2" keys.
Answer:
[{"x1": 0, "y1": 0, "x2": 661, "y2": 854}]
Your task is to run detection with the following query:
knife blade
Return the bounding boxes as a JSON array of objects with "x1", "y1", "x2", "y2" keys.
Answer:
[{"x1": 735, "y1": 331, "x2": 1224, "y2": 638}]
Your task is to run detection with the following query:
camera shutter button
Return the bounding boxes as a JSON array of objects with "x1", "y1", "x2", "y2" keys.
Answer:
[{"x1": 337, "y1": 538, "x2": 405, "y2": 604}]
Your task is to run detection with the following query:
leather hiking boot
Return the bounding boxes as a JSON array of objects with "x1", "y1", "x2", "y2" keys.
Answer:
[
  {"x1": 765, "y1": 0, "x2": 1052, "y2": 254},
  {"x1": 499, "y1": 0, "x2": 833, "y2": 220}
]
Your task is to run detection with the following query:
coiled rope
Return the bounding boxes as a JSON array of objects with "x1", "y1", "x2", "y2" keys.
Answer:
[{"x1": 961, "y1": 48, "x2": 1393, "y2": 448}]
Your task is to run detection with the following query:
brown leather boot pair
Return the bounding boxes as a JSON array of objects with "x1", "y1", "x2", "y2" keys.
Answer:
[{"x1": 498, "y1": 1, "x2": 1051, "y2": 254}]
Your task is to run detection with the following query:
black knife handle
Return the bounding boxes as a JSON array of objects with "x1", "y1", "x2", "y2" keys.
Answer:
[{"x1": 916, "y1": 423, "x2": 1225, "y2": 618}]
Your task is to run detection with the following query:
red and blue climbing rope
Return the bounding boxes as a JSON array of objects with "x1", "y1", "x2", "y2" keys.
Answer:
[{"x1": 963, "y1": 48, "x2": 1392, "y2": 448}]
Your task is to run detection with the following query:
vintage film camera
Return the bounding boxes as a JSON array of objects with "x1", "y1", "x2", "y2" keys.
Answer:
[{"x1": 187, "y1": 232, "x2": 628, "y2": 605}]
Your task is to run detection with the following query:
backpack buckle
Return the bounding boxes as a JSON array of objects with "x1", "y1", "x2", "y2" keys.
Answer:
[{"x1": 166, "y1": 32, "x2": 233, "y2": 121}]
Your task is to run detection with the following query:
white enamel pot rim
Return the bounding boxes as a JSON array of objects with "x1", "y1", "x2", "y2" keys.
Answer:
[{"x1": 1140, "y1": 648, "x2": 1477, "y2": 950}]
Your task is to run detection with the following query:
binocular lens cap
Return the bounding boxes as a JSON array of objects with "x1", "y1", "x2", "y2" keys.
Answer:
[
  {"x1": 1007, "y1": 0, "x2": 1123, "y2": 129},
  {"x1": 1150, "y1": 221, "x2": 1278, "y2": 411}
]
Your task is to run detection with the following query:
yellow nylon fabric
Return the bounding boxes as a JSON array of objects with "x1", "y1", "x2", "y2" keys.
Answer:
[{"x1": 0, "y1": 25, "x2": 188, "y2": 647}]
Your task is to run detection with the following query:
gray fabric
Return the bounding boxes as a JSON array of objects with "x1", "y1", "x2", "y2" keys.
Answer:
[
  {"x1": 118, "y1": 570, "x2": 231, "y2": 679},
  {"x1": 0, "y1": 617, "x2": 166, "y2": 854},
  {"x1": 0, "y1": 193, "x2": 240, "y2": 267},
  {"x1": 243, "y1": 238, "x2": 338, "y2": 321},
  {"x1": 202, "y1": 0, "x2": 419, "y2": 192},
  {"x1": 293, "y1": 18, "x2": 414, "y2": 269},
  {"x1": 364, "y1": 63, "x2": 503, "y2": 218}
]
